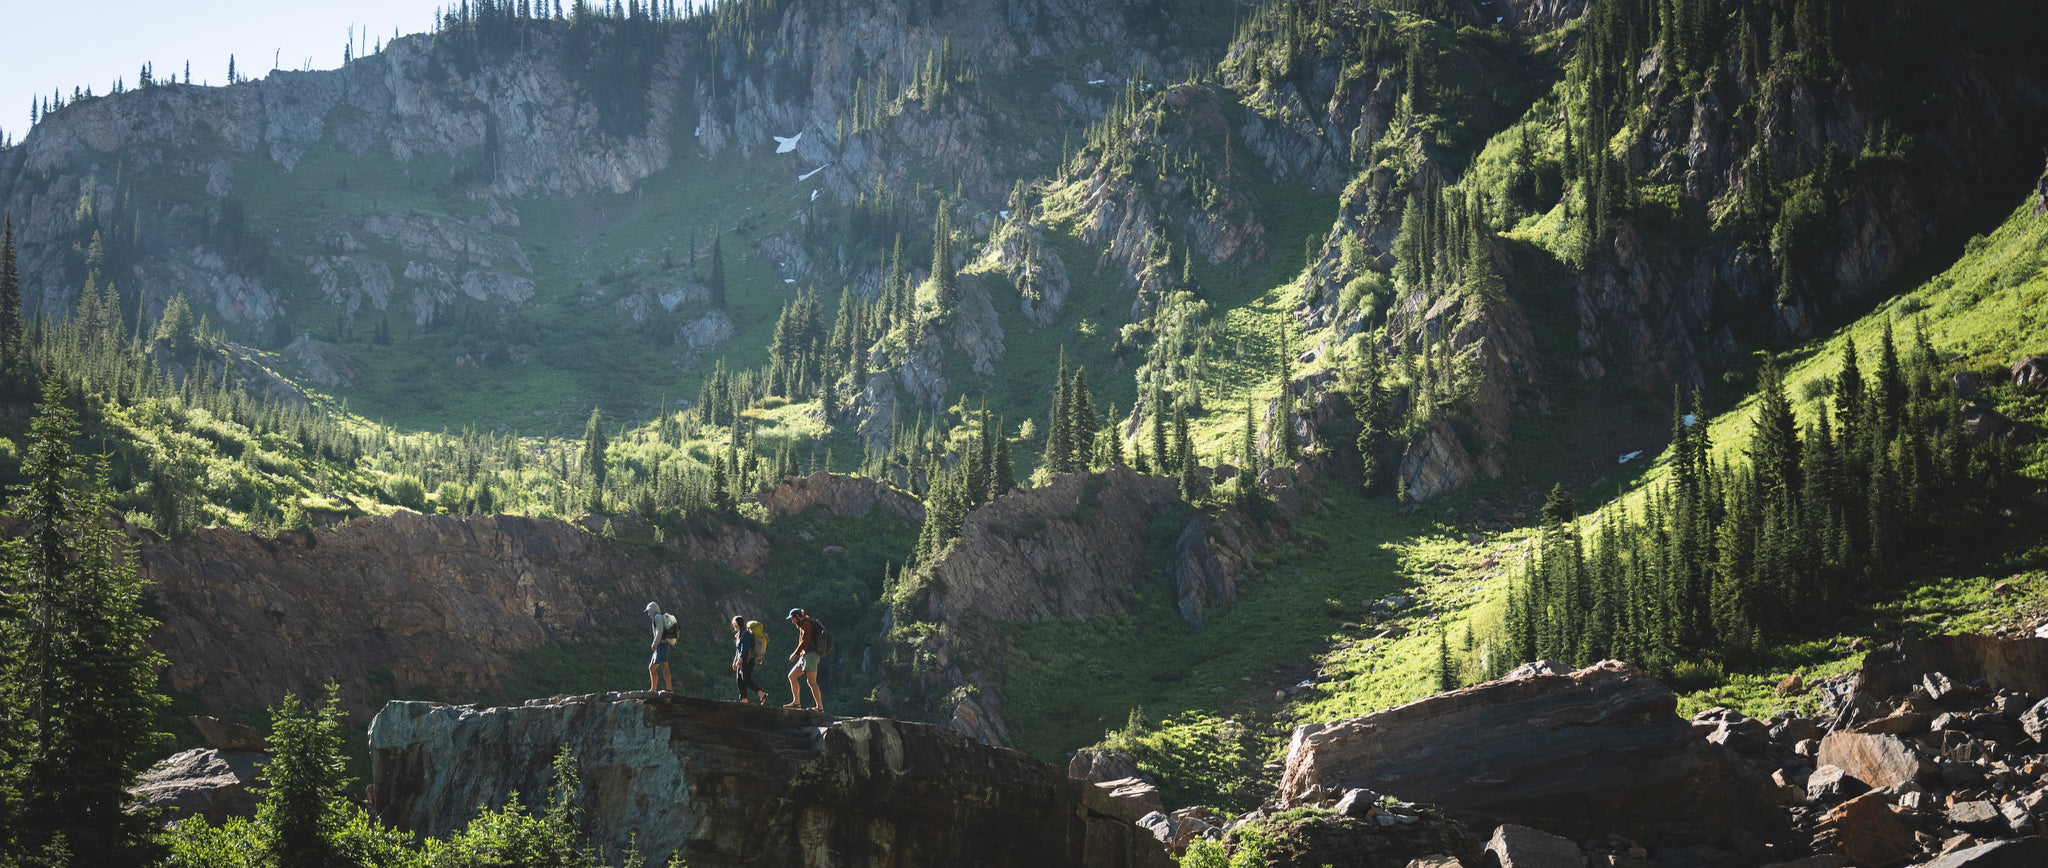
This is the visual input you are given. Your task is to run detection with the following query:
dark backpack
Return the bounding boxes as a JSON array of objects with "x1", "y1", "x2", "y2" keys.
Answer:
[
  {"x1": 660, "y1": 616, "x2": 679, "y2": 645},
  {"x1": 812, "y1": 620, "x2": 834, "y2": 656}
]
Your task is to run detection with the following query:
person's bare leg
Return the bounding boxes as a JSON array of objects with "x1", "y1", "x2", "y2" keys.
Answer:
[
  {"x1": 649, "y1": 662, "x2": 659, "y2": 692},
  {"x1": 804, "y1": 671, "x2": 824, "y2": 712},
  {"x1": 661, "y1": 663, "x2": 674, "y2": 692},
  {"x1": 785, "y1": 664, "x2": 804, "y2": 707}
]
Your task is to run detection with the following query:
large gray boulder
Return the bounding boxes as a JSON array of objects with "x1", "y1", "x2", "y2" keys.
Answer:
[
  {"x1": 369, "y1": 692, "x2": 1171, "y2": 868},
  {"x1": 128, "y1": 748, "x2": 264, "y2": 823},
  {"x1": 1278, "y1": 660, "x2": 1783, "y2": 847}
]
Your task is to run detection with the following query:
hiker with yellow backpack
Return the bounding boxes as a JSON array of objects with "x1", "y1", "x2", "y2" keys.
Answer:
[{"x1": 730, "y1": 615, "x2": 770, "y2": 704}]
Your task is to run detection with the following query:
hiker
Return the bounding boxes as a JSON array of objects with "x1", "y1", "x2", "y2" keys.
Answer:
[
  {"x1": 730, "y1": 615, "x2": 769, "y2": 704},
  {"x1": 646, "y1": 602, "x2": 677, "y2": 693},
  {"x1": 785, "y1": 607, "x2": 824, "y2": 712}
]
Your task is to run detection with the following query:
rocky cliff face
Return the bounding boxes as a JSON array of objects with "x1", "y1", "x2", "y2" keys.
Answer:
[
  {"x1": 138, "y1": 474, "x2": 914, "y2": 722},
  {"x1": 1572, "y1": 4, "x2": 2048, "y2": 391},
  {"x1": 138, "y1": 511, "x2": 707, "y2": 720},
  {"x1": 368, "y1": 692, "x2": 1173, "y2": 868},
  {"x1": 891, "y1": 467, "x2": 1276, "y2": 746}
]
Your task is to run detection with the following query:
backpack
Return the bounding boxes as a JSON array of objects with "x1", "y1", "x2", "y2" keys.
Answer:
[
  {"x1": 812, "y1": 619, "x2": 834, "y2": 656},
  {"x1": 747, "y1": 620, "x2": 769, "y2": 661},
  {"x1": 659, "y1": 615, "x2": 679, "y2": 645}
]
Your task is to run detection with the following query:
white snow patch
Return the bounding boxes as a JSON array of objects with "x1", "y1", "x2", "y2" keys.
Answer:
[
  {"x1": 773, "y1": 132, "x2": 802, "y2": 154},
  {"x1": 784, "y1": 278, "x2": 796, "y2": 284},
  {"x1": 810, "y1": 189, "x2": 820, "y2": 202},
  {"x1": 1618, "y1": 451, "x2": 1644, "y2": 465},
  {"x1": 797, "y1": 164, "x2": 826, "y2": 181},
  {"x1": 1087, "y1": 78, "x2": 1107, "y2": 85},
  {"x1": 998, "y1": 210, "x2": 1011, "y2": 220}
]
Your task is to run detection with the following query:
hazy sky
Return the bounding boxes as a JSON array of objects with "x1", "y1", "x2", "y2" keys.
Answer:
[{"x1": 1, "y1": 0, "x2": 448, "y2": 144}]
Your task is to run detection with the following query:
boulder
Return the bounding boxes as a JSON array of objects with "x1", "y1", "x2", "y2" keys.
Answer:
[
  {"x1": 1944, "y1": 800, "x2": 2004, "y2": 835},
  {"x1": 189, "y1": 715, "x2": 267, "y2": 752},
  {"x1": 1810, "y1": 791, "x2": 1916, "y2": 868},
  {"x1": 1070, "y1": 748, "x2": 1145, "y2": 784},
  {"x1": 2013, "y1": 355, "x2": 2048, "y2": 392},
  {"x1": 127, "y1": 748, "x2": 264, "y2": 824},
  {"x1": 1816, "y1": 732, "x2": 1933, "y2": 791},
  {"x1": 1806, "y1": 765, "x2": 1866, "y2": 803},
  {"x1": 369, "y1": 694, "x2": 1173, "y2": 868},
  {"x1": 1224, "y1": 799, "x2": 1482, "y2": 868},
  {"x1": 2021, "y1": 697, "x2": 2048, "y2": 744},
  {"x1": 1278, "y1": 660, "x2": 1783, "y2": 847},
  {"x1": 1096, "y1": 777, "x2": 1165, "y2": 822},
  {"x1": 1480, "y1": 824, "x2": 1581, "y2": 868},
  {"x1": 1917, "y1": 838, "x2": 2048, "y2": 868}
]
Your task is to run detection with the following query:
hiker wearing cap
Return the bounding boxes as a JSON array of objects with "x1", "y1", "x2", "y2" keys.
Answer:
[
  {"x1": 731, "y1": 615, "x2": 769, "y2": 704},
  {"x1": 646, "y1": 602, "x2": 678, "y2": 693},
  {"x1": 784, "y1": 608, "x2": 823, "y2": 712}
]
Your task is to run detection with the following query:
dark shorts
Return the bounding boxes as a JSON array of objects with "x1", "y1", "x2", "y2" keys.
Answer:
[{"x1": 650, "y1": 642, "x2": 671, "y2": 665}]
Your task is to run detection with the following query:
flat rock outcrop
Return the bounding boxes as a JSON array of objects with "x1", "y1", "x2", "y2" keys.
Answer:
[
  {"x1": 1278, "y1": 660, "x2": 1782, "y2": 847},
  {"x1": 368, "y1": 692, "x2": 1171, "y2": 868}
]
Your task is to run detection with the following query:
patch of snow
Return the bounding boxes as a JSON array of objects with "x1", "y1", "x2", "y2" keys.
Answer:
[
  {"x1": 783, "y1": 278, "x2": 796, "y2": 284},
  {"x1": 797, "y1": 164, "x2": 826, "y2": 181},
  {"x1": 809, "y1": 189, "x2": 819, "y2": 202},
  {"x1": 998, "y1": 210, "x2": 1011, "y2": 220},
  {"x1": 1087, "y1": 78, "x2": 1107, "y2": 85},
  {"x1": 773, "y1": 132, "x2": 802, "y2": 154},
  {"x1": 1618, "y1": 450, "x2": 1644, "y2": 465}
]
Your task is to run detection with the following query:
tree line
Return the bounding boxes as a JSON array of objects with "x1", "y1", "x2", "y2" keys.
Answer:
[{"x1": 1496, "y1": 323, "x2": 2030, "y2": 676}]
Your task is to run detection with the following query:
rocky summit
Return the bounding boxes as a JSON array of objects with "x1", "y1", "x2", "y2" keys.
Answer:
[{"x1": 367, "y1": 692, "x2": 1171, "y2": 868}]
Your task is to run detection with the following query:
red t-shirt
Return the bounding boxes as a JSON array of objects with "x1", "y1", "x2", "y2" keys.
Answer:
[{"x1": 794, "y1": 618, "x2": 820, "y2": 654}]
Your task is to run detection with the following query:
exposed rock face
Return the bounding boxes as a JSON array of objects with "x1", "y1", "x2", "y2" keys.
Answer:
[
  {"x1": 1278, "y1": 660, "x2": 1782, "y2": 847},
  {"x1": 748, "y1": 471, "x2": 924, "y2": 523},
  {"x1": 368, "y1": 693, "x2": 1172, "y2": 868},
  {"x1": 1825, "y1": 635, "x2": 2048, "y2": 731},
  {"x1": 137, "y1": 511, "x2": 728, "y2": 721},
  {"x1": 1569, "y1": 8, "x2": 2048, "y2": 394},
  {"x1": 897, "y1": 467, "x2": 1273, "y2": 744},
  {"x1": 129, "y1": 748, "x2": 264, "y2": 824},
  {"x1": 1206, "y1": 793, "x2": 1483, "y2": 868}
]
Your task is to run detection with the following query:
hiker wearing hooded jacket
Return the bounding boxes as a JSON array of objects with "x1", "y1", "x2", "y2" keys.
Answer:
[
  {"x1": 785, "y1": 607, "x2": 824, "y2": 712},
  {"x1": 646, "y1": 601, "x2": 677, "y2": 692}
]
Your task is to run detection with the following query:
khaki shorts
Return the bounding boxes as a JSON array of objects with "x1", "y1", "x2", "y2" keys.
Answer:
[{"x1": 792, "y1": 652, "x2": 822, "y2": 672}]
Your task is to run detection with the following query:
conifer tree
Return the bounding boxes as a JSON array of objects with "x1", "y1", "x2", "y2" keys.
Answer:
[
  {"x1": 2, "y1": 380, "x2": 168, "y2": 866},
  {"x1": 257, "y1": 687, "x2": 350, "y2": 868},
  {"x1": 1150, "y1": 386, "x2": 1170, "y2": 475},
  {"x1": 1048, "y1": 348, "x2": 1072, "y2": 473},
  {"x1": 993, "y1": 416, "x2": 1016, "y2": 496},
  {"x1": 0, "y1": 215, "x2": 20, "y2": 365},
  {"x1": 582, "y1": 407, "x2": 608, "y2": 510},
  {"x1": 708, "y1": 234, "x2": 728, "y2": 309},
  {"x1": 1071, "y1": 367, "x2": 1096, "y2": 472}
]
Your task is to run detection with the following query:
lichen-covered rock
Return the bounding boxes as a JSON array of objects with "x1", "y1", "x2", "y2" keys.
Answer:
[{"x1": 368, "y1": 693, "x2": 1171, "y2": 868}]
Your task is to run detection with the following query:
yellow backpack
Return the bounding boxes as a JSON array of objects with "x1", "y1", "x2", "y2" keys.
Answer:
[{"x1": 747, "y1": 620, "x2": 769, "y2": 661}]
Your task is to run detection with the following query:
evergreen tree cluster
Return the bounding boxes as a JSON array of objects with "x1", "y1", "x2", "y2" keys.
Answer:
[
  {"x1": 1500, "y1": 324, "x2": 2030, "y2": 675},
  {"x1": 0, "y1": 381, "x2": 168, "y2": 867}
]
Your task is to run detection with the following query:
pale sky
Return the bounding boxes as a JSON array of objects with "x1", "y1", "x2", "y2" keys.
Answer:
[{"x1": 0, "y1": 0, "x2": 448, "y2": 145}]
